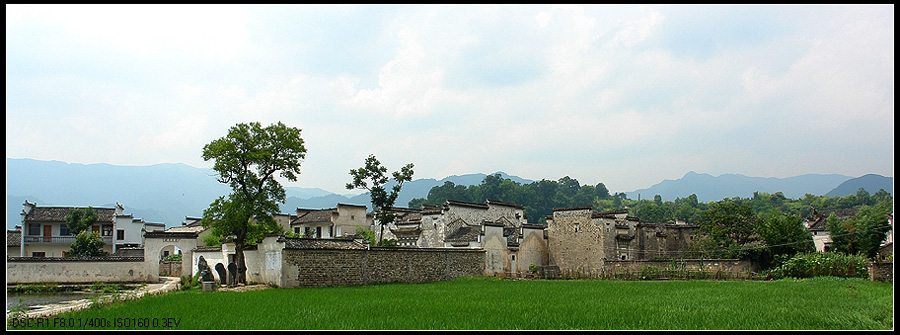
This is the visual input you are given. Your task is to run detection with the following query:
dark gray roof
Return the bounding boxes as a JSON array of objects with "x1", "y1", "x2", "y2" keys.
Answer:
[
  {"x1": 446, "y1": 200, "x2": 489, "y2": 209},
  {"x1": 23, "y1": 206, "x2": 116, "y2": 223},
  {"x1": 292, "y1": 209, "x2": 335, "y2": 224},
  {"x1": 806, "y1": 208, "x2": 858, "y2": 231},
  {"x1": 445, "y1": 226, "x2": 480, "y2": 242},
  {"x1": 8, "y1": 230, "x2": 21, "y2": 247}
]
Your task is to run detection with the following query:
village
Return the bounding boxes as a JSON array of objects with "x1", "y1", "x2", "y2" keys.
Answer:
[{"x1": 8, "y1": 196, "x2": 891, "y2": 289}]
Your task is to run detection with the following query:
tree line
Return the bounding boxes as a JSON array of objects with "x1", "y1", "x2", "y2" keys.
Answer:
[
  {"x1": 408, "y1": 173, "x2": 893, "y2": 269},
  {"x1": 409, "y1": 173, "x2": 891, "y2": 225}
]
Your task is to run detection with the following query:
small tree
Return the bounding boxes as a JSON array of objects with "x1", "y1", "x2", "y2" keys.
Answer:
[
  {"x1": 65, "y1": 207, "x2": 107, "y2": 257},
  {"x1": 346, "y1": 154, "x2": 414, "y2": 245},
  {"x1": 201, "y1": 121, "x2": 307, "y2": 285}
]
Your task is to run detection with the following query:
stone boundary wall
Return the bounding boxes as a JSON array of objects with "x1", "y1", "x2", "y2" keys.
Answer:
[
  {"x1": 868, "y1": 262, "x2": 893, "y2": 282},
  {"x1": 282, "y1": 247, "x2": 484, "y2": 287},
  {"x1": 7, "y1": 256, "x2": 150, "y2": 284},
  {"x1": 602, "y1": 259, "x2": 756, "y2": 279}
]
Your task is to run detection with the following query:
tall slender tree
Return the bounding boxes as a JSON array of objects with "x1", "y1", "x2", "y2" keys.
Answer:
[
  {"x1": 201, "y1": 121, "x2": 306, "y2": 285},
  {"x1": 346, "y1": 154, "x2": 414, "y2": 245}
]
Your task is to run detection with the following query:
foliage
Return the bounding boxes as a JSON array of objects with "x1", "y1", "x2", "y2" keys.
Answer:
[
  {"x1": 201, "y1": 121, "x2": 306, "y2": 285},
  {"x1": 346, "y1": 154, "x2": 414, "y2": 244},
  {"x1": 69, "y1": 231, "x2": 108, "y2": 257},
  {"x1": 409, "y1": 174, "x2": 611, "y2": 223},
  {"x1": 64, "y1": 207, "x2": 99, "y2": 236},
  {"x1": 200, "y1": 234, "x2": 223, "y2": 247},
  {"x1": 767, "y1": 252, "x2": 869, "y2": 279},
  {"x1": 827, "y1": 199, "x2": 893, "y2": 259},
  {"x1": 354, "y1": 226, "x2": 377, "y2": 245},
  {"x1": 755, "y1": 211, "x2": 815, "y2": 269},
  {"x1": 179, "y1": 274, "x2": 201, "y2": 291},
  {"x1": 163, "y1": 254, "x2": 183, "y2": 262},
  {"x1": 63, "y1": 207, "x2": 107, "y2": 257},
  {"x1": 689, "y1": 199, "x2": 759, "y2": 259}
]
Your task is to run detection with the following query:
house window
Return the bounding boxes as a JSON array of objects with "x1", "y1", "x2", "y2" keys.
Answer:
[
  {"x1": 60, "y1": 224, "x2": 70, "y2": 236},
  {"x1": 32, "y1": 252, "x2": 46, "y2": 258},
  {"x1": 316, "y1": 227, "x2": 322, "y2": 238},
  {"x1": 28, "y1": 223, "x2": 40, "y2": 236},
  {"x1": 102, "y1": 225, "x2": 113, "y2": 237},
  {"x1": 117, "y1": 229, "x2": 125, "y2": 240},
  {"x1": 294, "y1": 227, "x2": 301, "y2": 234}
]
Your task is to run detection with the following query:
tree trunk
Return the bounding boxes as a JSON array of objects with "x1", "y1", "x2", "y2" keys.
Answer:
[{"x1": 235, "y1": 242, "x2": 247, "y2": 285}]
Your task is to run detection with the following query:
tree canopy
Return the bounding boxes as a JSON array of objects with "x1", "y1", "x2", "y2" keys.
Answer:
[
  {"x1": 201, "y1": 121, "x2": 306, "y2": 285},
  {"x1": 65, "y1": 207, "x2": 106, "y2": 257},
  {"x1": 346, "y1": 154, "x2": 414, "y2": 245}
]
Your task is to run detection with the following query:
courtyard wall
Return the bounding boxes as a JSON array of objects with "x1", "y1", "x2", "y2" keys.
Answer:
[{"x1": 7, "y1": 256, "x2": 149, "y2": 284}]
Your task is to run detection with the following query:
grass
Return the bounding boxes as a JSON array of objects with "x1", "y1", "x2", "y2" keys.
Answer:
[{"x1": 8, "y1": 276, "x2": 893, "y2": 330}]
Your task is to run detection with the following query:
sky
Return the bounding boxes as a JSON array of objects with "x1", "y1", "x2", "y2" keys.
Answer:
[{"x1": 5, "y1": 4, "x2": 895, "y2": 195}]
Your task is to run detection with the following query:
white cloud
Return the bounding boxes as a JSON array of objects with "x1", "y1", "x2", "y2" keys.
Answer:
[{"x1": 6, "y1": 5, "x2": 894, "y2": 194}]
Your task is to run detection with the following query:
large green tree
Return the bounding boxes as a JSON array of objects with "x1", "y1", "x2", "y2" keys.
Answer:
[
  {"x1": 346, "y1": 154, "x2": 414, "y2": 245},
  {"x1": 201, "y1": 121, "x2": 306, "y2": 285},
  {"x1": 65, "y1": 207, "x2": 106, "y2": 257},
  {"x1": 756, "y1": 211, "x2": 815, "y2": 268},
  {"x1": 690, "y1": 199, "x2": 759, "y2": 259},
  {"x1": 827, "y1": 200, "x2": 893, "y2": 259}
]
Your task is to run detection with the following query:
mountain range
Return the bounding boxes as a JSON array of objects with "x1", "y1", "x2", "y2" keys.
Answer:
[{"x1": 6, "y1": 158, "x2": 892, "y2": 229}]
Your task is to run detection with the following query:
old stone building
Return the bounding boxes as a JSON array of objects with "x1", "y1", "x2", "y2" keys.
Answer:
[
  {"x1": 378, "y1": 199, "x2": 547, "y2": 276},
  {"x1": 547, "y1": 206, "x2": 698, "y2": 275}
]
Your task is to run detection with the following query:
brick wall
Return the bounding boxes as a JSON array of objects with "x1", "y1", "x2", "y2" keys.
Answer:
[
  {"x1": 869, "y1": 262, "x2": 893, "y2": 282},
  {"x1": 282, "y1": 247, "x2": 484, "y2": 287}
]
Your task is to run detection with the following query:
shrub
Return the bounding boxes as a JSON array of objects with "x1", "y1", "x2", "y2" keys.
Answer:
[
  {"x1": 768, "y1": 252, "x2": 869, "y2": 279},
  {"x1": 163, "y1": 254, "x2": 183, "y2": 262}
]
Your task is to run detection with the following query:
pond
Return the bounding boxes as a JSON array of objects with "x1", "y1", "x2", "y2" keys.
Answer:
[{"x1": 7, "y1": 292, "x2": 99, "y2": 312}]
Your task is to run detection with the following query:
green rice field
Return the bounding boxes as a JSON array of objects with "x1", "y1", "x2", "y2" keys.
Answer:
[{"x1": 8, "y1": 276, "x2": 893, "y2": 330}]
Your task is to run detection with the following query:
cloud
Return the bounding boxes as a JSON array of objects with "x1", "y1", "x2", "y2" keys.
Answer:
[{"x1": 5, "y1": 5, "x2": 894, "y2": 195}]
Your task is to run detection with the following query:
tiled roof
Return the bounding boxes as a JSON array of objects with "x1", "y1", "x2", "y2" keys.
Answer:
[
  {"x1": 165, "y1": 225, "x2": 207, "y2": 234},
  {"x1": 23, "y1": 206, "x2": 116, "y2": 223},
  {"x1": 292, "y1": 209, "x2": 335, "y2": 224},
  {"x1": 806, "y1": 208, "x2": 859, "y2": 231},
  {"x1": 446, "y1": 200, "x2": 489, "y2": 209},
  {"x1": 445, "y1": 226, "x2": 480, "y2": 242},
  {"x1": 390, "y1": 226, "x2": 422, "y2": 236},
  {"x1": 486, "y1": 199, "x2": 524, "y2": 209},
  {"x1": 7, "y1": 230, "x2": 21, "y2": 247}
]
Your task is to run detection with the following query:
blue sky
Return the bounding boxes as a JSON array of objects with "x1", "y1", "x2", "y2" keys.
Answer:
[{"x1": 5, "y1": 4, "x2": 894, "y2": 195}]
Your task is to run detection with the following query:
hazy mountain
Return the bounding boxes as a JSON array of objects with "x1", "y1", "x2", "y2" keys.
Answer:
[
  {"x1": 5, "y1": 158, "x2": 530, "y2": 229},
  {"x1": 825, "y1": 174, "x2": 893, "y2": 197},
  {"x1": 626, "y1": 171, "x2": 857, "y2": 203},
  {"x1": 9, "y1": 158, "x2": 887, "y2": 230}
]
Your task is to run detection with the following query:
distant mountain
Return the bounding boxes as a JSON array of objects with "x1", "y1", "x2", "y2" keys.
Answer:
[
  {"x1": 626, "y1": 171, "x2": 858, "y2": 203},
  {"x1": 825, "y1": 174, "x2": 893, "y2": 197},
  {"x1": 5, "y1": 158, "x2": 531, "y2": 229}
]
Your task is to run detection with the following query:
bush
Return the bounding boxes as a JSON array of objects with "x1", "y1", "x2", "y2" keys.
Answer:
[
  {"x1": 768, "y1": 252, "x2": 869, "y2": 279},
  {"x1": 163, "y1": 254, "x2": 182, "y2": 262}
]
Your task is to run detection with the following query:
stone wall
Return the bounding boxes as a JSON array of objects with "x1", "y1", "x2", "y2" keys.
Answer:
[
  {"x1": 281, "y1": 247, "x2": 484, "y2": 287},
  {"x1": 868, "y1": 262, "x2": 893, "y2": 282},
  {"x1": 548, "y1": 207, "x2": 606, "y2": 275},
  {"x1": 7, "y1": 256, "x2": 150, "y2": 284},
  {"x1": 603, "y1": 259, "x2": 756, "y2": 279}
]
